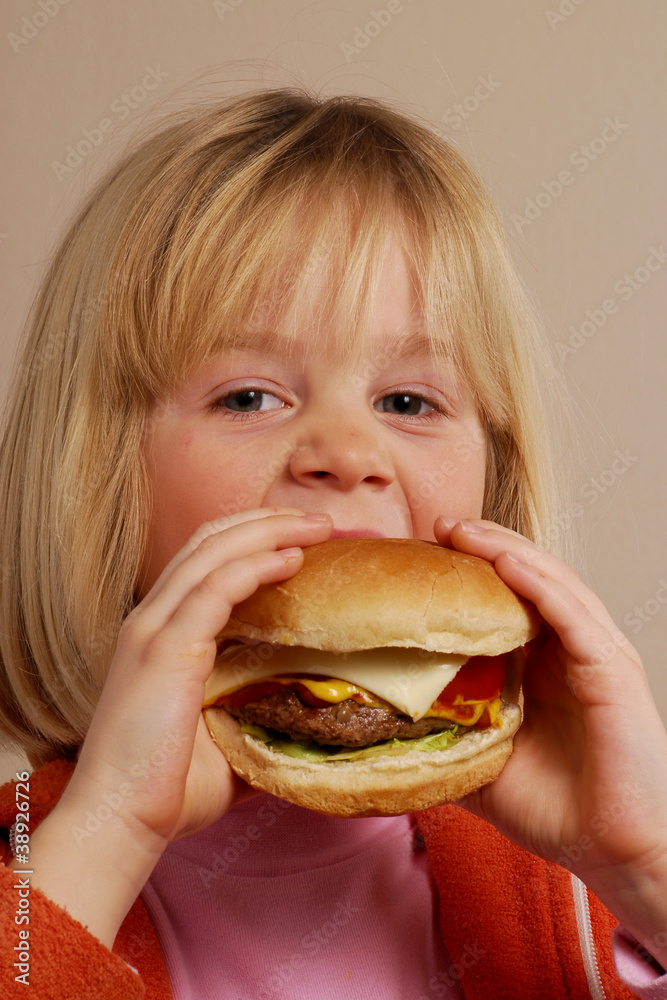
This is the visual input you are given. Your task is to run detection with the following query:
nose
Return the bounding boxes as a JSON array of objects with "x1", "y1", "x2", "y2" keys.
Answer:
[{"x1": 288, "y1": 416, "x2": 396, "y2": 492}]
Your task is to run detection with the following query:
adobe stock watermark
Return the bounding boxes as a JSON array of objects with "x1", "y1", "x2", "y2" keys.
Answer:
[
  {"x1": 220, "y1": 573, "x2": 354, "y2": 687},
  {"x1": 377, "y1": 647, "x2": 464, "y2": 714},
  {"x1": 8, "y1": 0, "x2": 73, "y2": 54},
  {"x1": 340, "y1": 0, "x2": 411, "y2": 63},
  {"x1": 203, "y1": 442, "x2": 308, "y2": 526},
  {"x1": 545, "y1": 0, "x2": 587, "y2": 31},
  {"x1": 17, "y1": 290, "x2": 104, "y2": 387},
  {"x1": 19, "y1": 618, "x2": 124, "y2": 719},
  {"x1": 511, "y1": 116, "x2": 629, "y2": 235},
  {"x1": 535, "y1": 500, "x2": 584, "y2": 551},
  {"x1": 557, "y1": 245, "x2": 667, "y2": 361},
  {"x1": 70, "y1": 729, "x2": 188, "y2": 845},
  {"x1": 624, "y1": 578, "x2": 667, "y2": 636},
  {"x1": 566, "y1": 625, "x2": 634, "y2": 698},
  {"x1": 504, "y1": 447, "x2": 637, "y2": 558},
  {"x1": 51, "y1": 65, "x2": 169, "y2": 182},
  {"x1": 258, "y1": 898, "x2": 361, "y2": 998},
  {"x1": 406, "y1": 424, "x2": 486, "y2": 513},
  {"x1": 213, "y1": 0, "x2": 246, "y2": 19},
  {"x1": 220, "y1": 438, "x2": 307, "y2": 515},
  {"x1": 441, "y1": 75, "x2": 501, "y2": 130},
  {"x1": 579, "y1": 448, "x2": 638, "y2": 506},
  {"x1": 556, "y1": 781, "x2": 647, "y2": 871},
  {"x1": 197, "y1": 796, "x2": 292, "y2": 888},
  {"x1": 529, "y1": 448, "x2": 638, "y2": 557},
  {"x1": 634, "y1": 927, "x2": 667, "y2": 973},
  {"x1": 417, "y1": 940, "x2": 488, "y2": 998}
]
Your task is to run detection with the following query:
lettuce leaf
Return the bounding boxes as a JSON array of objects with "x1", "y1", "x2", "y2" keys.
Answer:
[{"x1": 240, "y1": 722, "x2": 461, "y2": 763}]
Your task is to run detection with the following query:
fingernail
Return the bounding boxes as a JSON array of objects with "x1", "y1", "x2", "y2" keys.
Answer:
[
  {"x1": 280, "y1": 547, "x2": 302, "y2": 561},
  {"x1": 504, "y1": 551, "x2": 525, "y2": 564},
  {"x1": 303, "y1": 512, "x2": 331, "y2": 521},
  {"x1": 459, "y1": 521, "x2": 487, "y2": 533},
  {"x1": 438, "y1": 516, "x2": 458, "y2": 529}
]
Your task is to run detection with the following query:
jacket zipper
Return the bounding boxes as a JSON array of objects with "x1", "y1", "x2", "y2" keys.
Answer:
[{"x1": 571, "y1": 873, "x2": 607, "y2": 999}]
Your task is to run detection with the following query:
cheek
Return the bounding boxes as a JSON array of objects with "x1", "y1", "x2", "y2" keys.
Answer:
[
  {"x1": 406, "y1": 428, "x2": 487, "y2": 540},
  {"x1": 142, "y1": 431, "x2": 279, "y2": 574},
  {"x1": 138, "y1": 404, "x2": 293, "y2": 597},
  {"x1": 137, "y1": 433, "x2": 232, "y2": 596},
  {"x1": 150, "y1": 442, "x2": 252, "y2": 539}
]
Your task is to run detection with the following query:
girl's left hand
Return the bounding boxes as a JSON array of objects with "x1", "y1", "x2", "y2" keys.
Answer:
[{"x1": 434, "y1": 516, "x2": 667, "y2": 968}]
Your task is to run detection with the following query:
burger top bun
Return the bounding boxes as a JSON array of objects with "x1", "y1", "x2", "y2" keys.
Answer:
[{"x1": 217, "y1": 537, "x2": 540, "y2": 655}]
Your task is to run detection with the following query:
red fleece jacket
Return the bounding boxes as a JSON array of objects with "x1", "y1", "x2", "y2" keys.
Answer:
[{"x1": 0, "y1": 760, "x2": 635, "y2": 1000}]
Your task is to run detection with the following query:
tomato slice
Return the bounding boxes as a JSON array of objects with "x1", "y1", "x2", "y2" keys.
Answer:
[
  {"x1": 291, "y1": 681, "x2": 332, "y2": 708},
  {"x1": 220, "y1": 681, "x2": 284, "y2": 711},
  {"x1": 435, "y1": 654, "x2": 507, "y2": 709}
]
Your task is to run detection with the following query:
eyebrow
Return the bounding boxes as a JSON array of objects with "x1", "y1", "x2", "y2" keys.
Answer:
[{"x1": 226, "y1": 328, "x2": 449, "y2": 365}]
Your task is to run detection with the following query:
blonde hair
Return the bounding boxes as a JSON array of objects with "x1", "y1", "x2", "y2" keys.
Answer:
[{"x1": 0, "y1": 88, "x2": 571, "y2": 763}]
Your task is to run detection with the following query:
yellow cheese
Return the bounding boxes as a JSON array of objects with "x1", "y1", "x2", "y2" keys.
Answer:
[
  {"x1": 425, "y1": 696, "x2": 503, "y2": 727},
  {"x1": 217, "y1": 675, "x2": 387, "y2": 709},
  {"x1": 486, "y1": 697, "x2": 502, "y2": 726},
  {"x1": 297, "y1": 677, "x2": 381, "y2": 706},
  {"x1": 204, "y1": 643, "x2": 467, "y2": 722}
]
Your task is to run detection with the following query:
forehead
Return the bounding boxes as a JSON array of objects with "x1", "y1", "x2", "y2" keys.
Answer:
[
  {"x1": 225, "y1": 234, "x2": 452, "y2": 368},
  {"x1": 149, "y1": 195, "x2": 466, "y2": 403}
]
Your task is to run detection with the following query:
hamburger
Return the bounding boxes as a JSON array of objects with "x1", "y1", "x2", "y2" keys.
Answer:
[{"x1": 203, "y1": 537, "x2": 539, "y2": 817}]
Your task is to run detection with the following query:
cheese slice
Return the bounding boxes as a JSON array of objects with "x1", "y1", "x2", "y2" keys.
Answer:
[{"x1": 204, "y1": 643, "x2": 467, "y2": 722}]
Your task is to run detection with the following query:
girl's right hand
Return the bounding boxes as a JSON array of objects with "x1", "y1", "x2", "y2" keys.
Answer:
[{"x1": 62, "y1": 507, "x2": 333, "y2": 859}]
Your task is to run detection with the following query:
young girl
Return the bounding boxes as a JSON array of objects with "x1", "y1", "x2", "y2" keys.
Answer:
[{"x1": 1, "y1": 88, "x2": 667, "y2": 999}]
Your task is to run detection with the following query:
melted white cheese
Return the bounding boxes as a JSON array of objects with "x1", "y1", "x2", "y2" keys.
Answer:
[{"x1": 204, "y1": 643, "x2": 467, "y2": 722}]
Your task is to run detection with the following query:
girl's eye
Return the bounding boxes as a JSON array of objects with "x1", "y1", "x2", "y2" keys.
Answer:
[
  {"x1": 211, "y1": 388, "x2": 285, "y2": 417},
  {"x1": 375, "y1": 392, "x2": 447, "y2": 421},
  {"x1": 210, "y1": 388, "x2": 448, "y2": 422}
]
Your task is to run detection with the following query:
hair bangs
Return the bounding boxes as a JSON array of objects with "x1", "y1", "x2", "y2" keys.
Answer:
[{"x1": 112, "y1": 120, "x2": 442, "y2": 397}]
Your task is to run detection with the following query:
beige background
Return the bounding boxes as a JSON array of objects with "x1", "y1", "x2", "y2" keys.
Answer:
[{"x1": 1, "y1": 0, "x2": 665, "y2": 782}]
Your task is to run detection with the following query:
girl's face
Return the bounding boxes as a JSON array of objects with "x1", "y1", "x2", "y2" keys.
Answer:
[{"x1": 138, "y1": 237, "x2": 487, "y2": 598}]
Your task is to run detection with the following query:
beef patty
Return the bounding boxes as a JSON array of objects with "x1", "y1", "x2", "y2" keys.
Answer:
[{"x1": 226, "y1": 689, "x2": 459, "y2": 747}]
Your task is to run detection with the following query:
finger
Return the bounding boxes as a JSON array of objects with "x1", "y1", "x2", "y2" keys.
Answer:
[
  {"x1": 492, "y1": 549, "x2": 643, "y2": 704},
  {"x1": 435, "y1": 516, "x2": 577, "y2": 580},
  {"x1": 143, "y1": 546, "x2": 308, "y2": 684},
  {"x1": 135, "y1": 512, "x2": 331, "y2": 633},
  {"x1": 145, "y1": 506, "x2": 310, "y2": 602},
  {"x1": 139, "y1": 514, "x2": 332, "y2": 629},
  {"x1": 434, "y1": 516, "x2": 622, "y2": 639}
]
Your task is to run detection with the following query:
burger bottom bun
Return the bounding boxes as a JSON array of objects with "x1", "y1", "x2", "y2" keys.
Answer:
[{"x1": 203, "y1": 702, "x2": 522, "y2": 818}]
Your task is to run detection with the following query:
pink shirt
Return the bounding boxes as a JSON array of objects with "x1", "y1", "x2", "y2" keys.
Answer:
[{"x1": 140, "y1": 793, "x2": 667, "y2": 999}]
